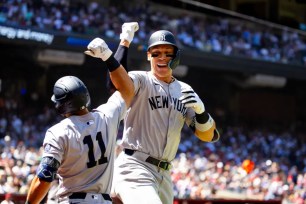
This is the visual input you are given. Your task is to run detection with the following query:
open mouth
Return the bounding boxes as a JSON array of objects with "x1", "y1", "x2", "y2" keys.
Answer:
[{"x1": 157, "y1": 63, "x2": 168, "y2": 68}]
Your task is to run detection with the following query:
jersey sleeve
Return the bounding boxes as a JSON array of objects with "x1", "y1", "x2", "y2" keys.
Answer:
[
  {"x1": 95, "y1": 91, "x2": 127, "y2": 121},
  {"x1": 128, "y1": 71, "x2": 145, "y2": 95},
  {"x1": 185, "y1": 108, "x2": 195, "y2": 126},
  {"x1": 179, "y1": 82, "x2": 197, "y2": 127},
  {"x1": 42, "y1": 127, "x2": 66, "y2": 164}
]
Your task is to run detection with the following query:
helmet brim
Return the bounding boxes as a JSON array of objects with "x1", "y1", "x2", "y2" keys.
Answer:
[
  {"x1": 147, "y1": 42, "x2": 177, "y2": 51},
  {"x1": 51, "y1": 95, "x2": 56, "y2": 103}
]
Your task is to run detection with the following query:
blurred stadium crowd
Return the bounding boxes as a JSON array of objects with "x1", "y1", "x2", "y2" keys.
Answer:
[
  {"x1": 1, "y1": 0, "x2": 306, "y2": 66},
  {"x1": 0, "y1": 0, "x2": 306, "y2": 204}
]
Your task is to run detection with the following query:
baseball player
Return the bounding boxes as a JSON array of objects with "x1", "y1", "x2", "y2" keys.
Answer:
[
  {"x1": 25, "y1": 24, "x2": 136, "y2": 204},
  {"x1": 111, "y1": 28, "x2": 220, "y2": 204}
]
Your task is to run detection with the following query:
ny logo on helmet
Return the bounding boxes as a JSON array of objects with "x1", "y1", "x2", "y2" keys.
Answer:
[{"x1": 159, "y1": 34, "x2": 166, "y2": 41}]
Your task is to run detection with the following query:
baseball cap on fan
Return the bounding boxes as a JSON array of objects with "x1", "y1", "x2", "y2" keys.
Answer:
[{"x1": 5, "y1": 193, "x2": 12, "y2": 200}]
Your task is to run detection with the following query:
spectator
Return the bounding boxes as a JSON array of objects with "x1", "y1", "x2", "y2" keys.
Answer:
[
  {"x1": 0, "y1": 193, "x2": 14, "y2": 204},
  {"x1": 0, "y1": 0, "x2": 305, "y2": 66}
]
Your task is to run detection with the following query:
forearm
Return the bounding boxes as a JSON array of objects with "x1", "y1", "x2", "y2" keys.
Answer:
[
  {"x1": 194, "y1": 122, "x2": 216, "y2": 142},
  {"x1": 194, "y1": 112, "x2": 220, "y2": 142},
  {"x1": 114, "y1": 44, "x2": 129, "y2": 70},
  {"x1": 107, "y1": 41, "x2": 130, "y2": 94},
  {"x1": 119, "y1": 39, "x2": 130, "y2": 47},
  {"x1": 26, "y1": 176, "x2": 51, "y2": 204}
]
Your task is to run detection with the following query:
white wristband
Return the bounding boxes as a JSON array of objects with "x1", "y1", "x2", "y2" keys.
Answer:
[{"x1": 195, "y1": 114, "x2": 214, "y2": 132}]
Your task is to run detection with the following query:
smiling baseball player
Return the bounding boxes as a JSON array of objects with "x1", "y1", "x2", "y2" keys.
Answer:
[{"x1": 110, "y1": 27, "x2": 220, "y2": 204}]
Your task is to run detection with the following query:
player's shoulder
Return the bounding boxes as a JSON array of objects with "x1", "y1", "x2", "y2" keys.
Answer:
[
  {"x1": 95, "y1": 92, "x2": 126, "y2": 115},
  {"x1": 175, "y1": 79, "x2": 192, "y2": 89},
  {"x1": 128, "y1": 70, "x2": 147, "y2": 77},
  {"x1": 47, "y1": 118, "x2": 71, "y2": 135},
  {"x1": 48, "y1": 119, "x2": 64, "y2": 130},
  {"x1": 128, "y1": 71, "x2": 151, "y2": 85},
  {"x1": 94, "y1": 103, "x2": 111, "y2": 116}
]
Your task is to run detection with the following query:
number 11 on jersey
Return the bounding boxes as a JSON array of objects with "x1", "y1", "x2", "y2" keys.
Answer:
[{"x1": 83, "y1": 131, "x2": 108, "y2": 168}]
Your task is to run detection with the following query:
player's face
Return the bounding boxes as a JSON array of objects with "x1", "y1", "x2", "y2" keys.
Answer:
[{"x1": 147, "y1": 45, "x2": 174, "y2": 83}]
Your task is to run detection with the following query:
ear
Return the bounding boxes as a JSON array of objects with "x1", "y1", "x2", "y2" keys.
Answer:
[{"x1": 147, "y1": 51, "x2": 151, "y2": 61}]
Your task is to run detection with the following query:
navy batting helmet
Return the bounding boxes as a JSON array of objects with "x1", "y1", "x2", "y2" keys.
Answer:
[
  {"x1": 147, "y1": 30, "x2": 180, "y2": 69},
  {"x1": 147, "y1": 30, "x2": 178, "y2": 51},
  {"x1": 51, "y1": 76, "x2": 91, "y2": 115}
]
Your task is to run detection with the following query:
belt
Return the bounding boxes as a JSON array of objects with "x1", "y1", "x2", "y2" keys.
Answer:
[
  {"x1": 69, "y1": 192, "x2": 112, "y2": 201},
  {"x1": 124, "y1": 149, "x2": 171, "y2": 171}
]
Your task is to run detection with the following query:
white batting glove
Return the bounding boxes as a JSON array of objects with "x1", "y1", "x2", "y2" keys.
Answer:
[
  {"x1": 179, "y1": 90, "x2": 205, "y2": 114},
  {"x1": 120, "y1": 22, "x2": 139, "y2": 43},
  {"x1": 84, "y1": 38, "x2": 113, "y2": 61}
]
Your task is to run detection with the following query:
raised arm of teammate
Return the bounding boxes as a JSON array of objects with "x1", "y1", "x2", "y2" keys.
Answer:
[
  {"x1": 107, "y1": 22, "x2": 139, "y2": 95},
  {"x1": 85, "y1": 37, "x2": 134, "y2": 107}
]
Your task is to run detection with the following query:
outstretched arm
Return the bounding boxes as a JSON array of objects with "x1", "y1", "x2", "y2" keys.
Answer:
[
  {"x1": 85, "y1": 38, "x2": 134, "y2": 107},
  {"x1": 107, "y1": 22, "x2": 139, "y2": 94},
  {"x1": 115, "y1": 22, "x2": 139, "y2": 67}
]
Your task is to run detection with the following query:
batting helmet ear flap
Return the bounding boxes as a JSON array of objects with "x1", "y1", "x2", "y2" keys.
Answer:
[{"x1": 168, "y1": 49, "x2": 180, "y2": 70}]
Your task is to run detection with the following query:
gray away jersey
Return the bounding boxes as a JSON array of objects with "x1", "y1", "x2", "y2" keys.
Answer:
[
  {"x1": 42, "y1": 92, "x2": 126, "y2": 197},
  {"x1": 121, "y1": 71, "x2": 195, "y2": 161}
]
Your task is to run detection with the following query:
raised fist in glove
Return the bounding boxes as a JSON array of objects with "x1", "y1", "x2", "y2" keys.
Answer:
[
  {"x1": 120, "y1": 22, "x2": 139, "y2": 43},
  {"x1": 179, "y1": 90, "x2": 205, "y2": 114},
  {"x1": 84, "y1": 38, "x2": 113, "y2": 61}
]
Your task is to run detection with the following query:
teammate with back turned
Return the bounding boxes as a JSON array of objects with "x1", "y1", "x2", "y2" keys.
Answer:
[
  {"x1": 25, "y1": 26, "x2": 135, "y2": 203},
  {"x1": 110, "y1": 23, "x2": 220, "y2": 204}
]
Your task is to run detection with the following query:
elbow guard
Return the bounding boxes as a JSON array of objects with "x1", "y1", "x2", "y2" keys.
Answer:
[
  {"x1": 36, "y1": 157, "x2": 60, "y2": 182},
  {"x1": 168, "y1": 49, "x2": 180, "y2": 70}
]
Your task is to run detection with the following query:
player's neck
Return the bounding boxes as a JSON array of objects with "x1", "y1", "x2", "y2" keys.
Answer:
[
  {"x1": 64, "y1": 109, "x2": 89, "y2": 117},
  {"x1": 151, "y1": 72, "x2": 173, "y2": 84}
]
